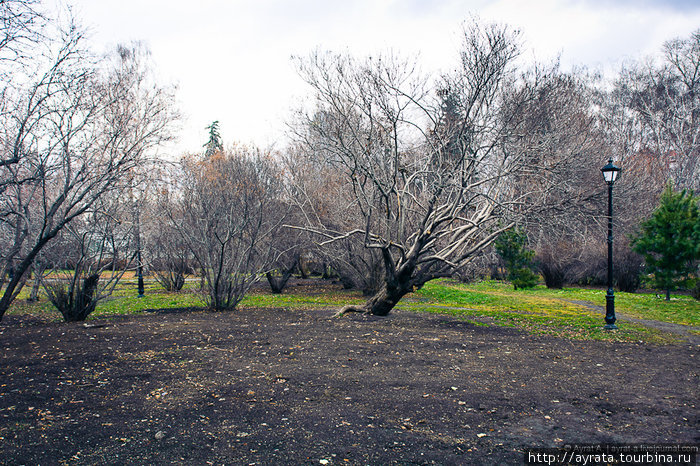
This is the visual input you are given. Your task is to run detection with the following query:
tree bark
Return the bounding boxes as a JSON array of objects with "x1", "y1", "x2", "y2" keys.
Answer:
[
  {"x1": 336, "y1": 279, "x2": 413, "y2": 316},
  {"x1": 28, "y1": 266, "x2": 43, "y2": 302},
  {"x1": 336, "y1": 246, "x2": 418, "y2": 316},
  {"x1": 338, "y1": 275, "x2": 355, "y2": 290},
  {"x1": 298, "y1": 258, "x2": 310, "y2": 279},
  {"x1": 266, "y1": 270, "x2": 293, "y2": 294},
  {"x1": 364, "y1": 283, "x2": 409, "y2": 316},
  {"x1": 266, "y1": 259, "x2": 297, "y2": 294}
]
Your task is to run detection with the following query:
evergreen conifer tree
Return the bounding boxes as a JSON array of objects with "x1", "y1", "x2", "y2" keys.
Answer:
[
  {"x1": 632, "y1": 184, "x2": 700, "y2": 300},
  {"x1": 203, "y1": 120, "x2": 223, "y2": 156},
  {"x1": 494, "y1": 229, "x2": 539, "y2": 290}
]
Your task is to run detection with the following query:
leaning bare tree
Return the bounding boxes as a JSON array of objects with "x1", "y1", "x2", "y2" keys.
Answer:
[
  {"x1": 0, "y1": 16, "x2": 178, "y2": 321},
  {"x1": 293, "y1": 22, "x2": 582, "y2": 316}
]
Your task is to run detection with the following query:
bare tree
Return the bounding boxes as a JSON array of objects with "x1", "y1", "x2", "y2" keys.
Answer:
[
  {"x1": 610, "y1": 30, "x2": 700, "y2": 192},
  {"x1": 284, "y1": 146, "x2": 384, "y2": 295},
  {"x1": 0, "y1": 0, "x2": 48, "y2": 184},
  {"x1": 292, "y1": 22, "x2": 578, "y2": 316},
  {"x1": 149, "y1": 218, "x2": 192, "y2": 292},
  {"x1": 588, "y1": 31, "x2": 700, "y2": 291},
  {"x1": 172, "y1": 146, "x2": 286, "y2": 311},
  {"x1": 42, "y1": 196, "x2": 134, "y2": 321},
  {"x1": 142, "y1": 160, "x2": 194, "y2": 292},
  {"x1": 0, "y1": 24, "x2": 178, "y2": 321},
  {"x1": 0, "y1": 0, "x2": 44, "y2": 65},
  {"x1": 505, "y1": 70, "x2": 611, "y2": 288}
]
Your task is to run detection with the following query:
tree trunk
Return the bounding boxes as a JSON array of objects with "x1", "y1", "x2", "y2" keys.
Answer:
[
  {"x1": 298, "y1": 258, "x2": 310, "y2": 279},
  {"x1": 0, "y1": 272, "x2": 27, "y2": 320},
  {"x1": 363, "y1": 283, "x2": 409, "y2": 316},
  {"x1": 666, "y1": 289, "x2": 671, "y2": 301},
  {"x1": 335, "y1": 245, "x2": 440, "y2": 317},
  {"x1": 29, "y1": 268, "x2": 42, "y2": 302},
  {"x1": 0, "y1": 235, "x2": 54, "y2": 321},
  {"x1": 338, "y1": 274, "x2": 355, "y2": 290},
  {"x1": 336, "y1": 280, "x2": 413, "y2": 316},
  {"x1": 266, "y1": 270, "x2": 292, "y2": 294},
  {"x1": 266, "y1": 259, "x2": 297, "y2": 294}
]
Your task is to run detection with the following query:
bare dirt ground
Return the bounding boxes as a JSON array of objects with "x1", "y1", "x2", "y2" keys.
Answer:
[{"x1": 0, "y1": 284, "x2": 698, "y2": 465}]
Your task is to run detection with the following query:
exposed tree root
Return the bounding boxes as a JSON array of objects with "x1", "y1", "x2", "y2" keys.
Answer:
[{"x1": 333, "y1": 305, "x2": 368, "y2": 317}]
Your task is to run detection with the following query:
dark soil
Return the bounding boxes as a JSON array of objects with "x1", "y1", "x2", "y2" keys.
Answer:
[{"x1": 1, "y1": 287, "x2": 698, "y2": 465}]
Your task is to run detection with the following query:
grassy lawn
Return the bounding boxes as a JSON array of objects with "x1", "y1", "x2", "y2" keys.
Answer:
[
  {"x1": 402, "y1": 280, "x2": 699, "y2": 343},
  {"x1": 5, "y1": 278, "x2": 206, "y2": 318},
  {"x1": 411, "y1": 279, "x2": 700, "y2": 326},
  {"x1": 5, "y1": 276, "x2": 698, "y2": 344}
]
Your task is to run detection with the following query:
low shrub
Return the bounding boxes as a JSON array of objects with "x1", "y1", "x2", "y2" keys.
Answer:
[
  {"x1": 614, "y1": 246, "x2": 643, "y2": 293},
  {"x1": 691, "y1": 279, "x2": 700, "y2": 301},
  {"x1": 495, "y1": 229, "x2": 538, "y2": 290},
  {"x1": 45, "y1": 273, "x2": 101, "y2": 322},
  {"x1": 537, "y1": 250, "x2": 569, "y2": 289}
]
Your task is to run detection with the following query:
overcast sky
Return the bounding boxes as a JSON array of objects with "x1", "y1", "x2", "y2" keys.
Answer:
[{"x1": 63, "y1": 0, "x2": 700, "y2": 155}]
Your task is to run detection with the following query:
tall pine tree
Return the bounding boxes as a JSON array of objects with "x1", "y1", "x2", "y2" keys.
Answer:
[
  {"x1": 632, "y1": 184, "x2": 700, "y2": 300},
  {"x1": 203, "y1": 120, "x2": 223, "y2": 157}
]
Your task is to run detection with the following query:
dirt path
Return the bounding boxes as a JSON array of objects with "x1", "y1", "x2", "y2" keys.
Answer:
[{"x1": 1, "y1": 307, "x2": 697, "y2": 465}]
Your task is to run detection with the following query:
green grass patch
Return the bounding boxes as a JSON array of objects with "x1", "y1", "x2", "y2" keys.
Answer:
[
  {"x1": 94, "y1": 290, "x2": 205, "y2": 316},
  {"x1": 241, "y1": 289, "x2": 364, "y2": 309},
  {"x1": 5, "y1": 276, "x2": 697, "y2": 344},
  {"x1": 411, "y1": 280, "x2": 699, "y2": 326},
  {"x1": 5, "y1": 279, "x2": 205, "y2": 320},
  {"x1": 395, "y1": 280, "x2": 694, "y2": 344}
]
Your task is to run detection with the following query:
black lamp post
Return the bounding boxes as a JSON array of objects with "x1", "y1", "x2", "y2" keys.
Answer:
[
  {"x1": 601, "y1": 158, "x2": 621, "y2": 329},
  {"x1": 135, "y1": 199, "x2": 145, "y2": 298}
]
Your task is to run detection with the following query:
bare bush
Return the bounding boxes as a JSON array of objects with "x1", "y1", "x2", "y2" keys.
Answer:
[
  {"x1": 536, "y1": 246, "x2": 572, "y2": 289},
  {"x1": 172, "y1": 147, "x2": 285, "y2": 311},
  {"x1": 42, "y1": 199, "x2": 134, "y2": 321},
  {"x1": 149, "y1": 219, "x2": 192, "y2": 292},
  {"x1": 614, "y1": 242, "x2": 643, "y2": 293},
  {"x1": 284, "y1": 147, "x2": 385, "y2": 295}
]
